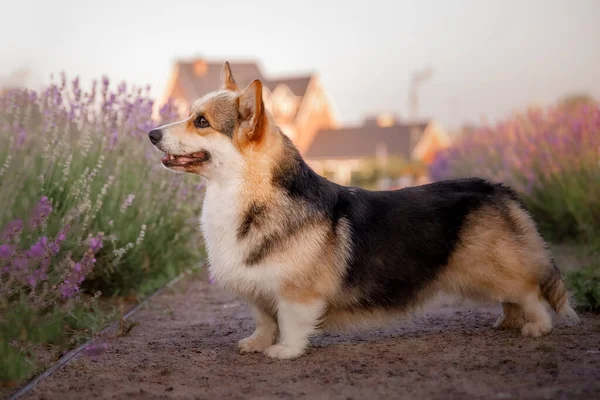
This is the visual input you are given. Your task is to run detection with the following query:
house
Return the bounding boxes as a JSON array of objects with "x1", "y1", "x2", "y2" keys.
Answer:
[
  {"x1": 158, "y1": 58, "x2": 450, "y2": 189},
  {"x1": 158, "y1": 58, "x2": 339, "y2": 154},
  {"x1": 305, "y1": 114, "x2": 449, "y2": 187}
]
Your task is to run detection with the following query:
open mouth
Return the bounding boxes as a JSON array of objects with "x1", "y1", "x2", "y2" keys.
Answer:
[{"x1": 161, "y1": 150, "x2": 211, "y2": 167}]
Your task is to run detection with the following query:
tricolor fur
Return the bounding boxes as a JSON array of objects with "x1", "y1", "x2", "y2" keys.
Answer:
[{"x1": 148, "y1": 62, "x2": 579, "y2": 359}]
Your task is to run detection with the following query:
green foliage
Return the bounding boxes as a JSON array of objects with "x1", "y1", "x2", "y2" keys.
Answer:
[
  {"x1": 0, "y1": 76, "x2": 204, "y2": 388},
  {"x1": 568, "y1": 261, "x2": 600, "y2": 311},
  {"x1": 0, "y1": 294, "x2": 111, "y2": 390}
]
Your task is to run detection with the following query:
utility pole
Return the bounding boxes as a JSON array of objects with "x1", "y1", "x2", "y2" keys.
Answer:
[
  {"x1": 409, "y1": 66, "x2": 434, "y2": 121},
  {"x1": 409, "y1": 66, "x2": 434, "y2": 156}
]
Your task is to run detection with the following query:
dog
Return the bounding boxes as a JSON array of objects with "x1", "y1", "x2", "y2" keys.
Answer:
[{"x1": 148, "y1": 62, "x2": 579, "y2": 359}]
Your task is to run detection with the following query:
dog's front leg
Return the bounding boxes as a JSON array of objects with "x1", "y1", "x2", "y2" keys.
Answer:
[
  {"x1": 238, "y1": 303, "x2": 278, "y2": 353},
  {"x1": 264, "y1": 297, "x2": 326, "y2": 360}
]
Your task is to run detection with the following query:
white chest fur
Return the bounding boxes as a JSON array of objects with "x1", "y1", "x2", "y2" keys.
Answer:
[{"x1": 200, "y1": 179, "x2": 281, "y2": 298}]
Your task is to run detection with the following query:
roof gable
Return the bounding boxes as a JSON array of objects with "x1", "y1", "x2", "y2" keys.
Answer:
[
  {"x1": 170, "y1": 60, "x2": 314, "y2": 101},
  {"x1": 263, "y1": 76, "x2": 312, "y2": 97},
  {"x1": 176, "y1": 60, "x2": 263, "y2": 99}
]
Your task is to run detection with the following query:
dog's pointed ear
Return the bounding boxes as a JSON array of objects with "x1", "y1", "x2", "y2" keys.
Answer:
[
  {"x1": 220, "y1": 62, "x2": 238, "y2": 91},
  {"x1": 238, "y1": 79, "x2": 265, "y2": 140}
]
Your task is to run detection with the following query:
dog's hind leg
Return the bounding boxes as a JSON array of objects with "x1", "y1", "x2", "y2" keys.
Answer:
[
  {"x1": 494, "y1": 302, "x2": 525, "y2": 330},
  {"x1": 518, "y1": 290, "x2": 553, "y2": 338},
  {"x1": 238, "y1": 302, "x2": 278, "y2": 353}
]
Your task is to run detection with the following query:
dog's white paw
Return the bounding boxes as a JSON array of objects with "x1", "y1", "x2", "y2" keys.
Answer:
[
  {"x1": 521, "y1": 321, "x2": 552, "y2": 338},
  {"x1": 264, "y1": 344, "x2": 305, "y2": 360},
  {"x1": 238, "y1": 335, "x2": 273, "y2": 353}
]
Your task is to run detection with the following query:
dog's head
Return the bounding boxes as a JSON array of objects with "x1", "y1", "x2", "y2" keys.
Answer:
[{"x1": 148, "y1": 62, "x2": 270, "y2": 179}]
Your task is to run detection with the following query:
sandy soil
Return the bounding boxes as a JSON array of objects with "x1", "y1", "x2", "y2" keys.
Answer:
[{"x1": 22, "y1": 270, "x2": 600, "y2": 400}]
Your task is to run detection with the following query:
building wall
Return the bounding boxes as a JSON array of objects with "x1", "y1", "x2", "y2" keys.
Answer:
[
  {"x1": 294, "y1": 76, "x2": 338, "y2": 155},
  {"x1": 411, "y1": 121, "x2": 451, "y2": 164},
  {"x1": 307, "y1": 159, "x2": 362, "y2": 185}
]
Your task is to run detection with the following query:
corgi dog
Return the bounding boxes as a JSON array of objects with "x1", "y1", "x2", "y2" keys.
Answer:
[{"x1": 148, "y1": 62, "x2": 579, "y2": 359}]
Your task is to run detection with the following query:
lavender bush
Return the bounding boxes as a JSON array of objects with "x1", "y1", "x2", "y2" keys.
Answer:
[
  {"x1": 0, "y1": 74, "x2": 204, "y2": 387},
  {"x1": 430, "y1": 101, "x2": 600, "y2": 309}
]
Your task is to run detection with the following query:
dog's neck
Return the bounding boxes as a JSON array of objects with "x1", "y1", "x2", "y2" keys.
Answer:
[{"x1": 204, "y1": 117, "x2": 307, "y2": 193}]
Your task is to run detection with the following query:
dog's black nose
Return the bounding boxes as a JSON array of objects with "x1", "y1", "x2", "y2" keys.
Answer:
[{"x1": 148, "y1": 129, "x2": 163, "y2": 145}]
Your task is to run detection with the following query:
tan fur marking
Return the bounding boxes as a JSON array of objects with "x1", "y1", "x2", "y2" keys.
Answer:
[
  {"x1": 186, "y1": 117, "x2": 196, "y2": 133},
  {"x1": 280, "y1": 285, "x2": 321, "y2": 303},
  {"x1": 237, "y1": 119, "x2": 281, "y2": 205},
  {"x1": 435, "y1": 204, "x2": 549, "y2": 302},
  {"x1": 494, "y1": 302, "x2": 525, "y2": 329}
]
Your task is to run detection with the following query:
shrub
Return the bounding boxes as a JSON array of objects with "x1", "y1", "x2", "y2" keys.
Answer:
[
  {"x1": 568, "y1": 262, "x2": 600, "y2": 311},
  {"x1": 430, "y1": 103, "x2": 600, "y2": 244},
  {"x1": 0, "y1": 75, "x2": 204, "y2": 388}
]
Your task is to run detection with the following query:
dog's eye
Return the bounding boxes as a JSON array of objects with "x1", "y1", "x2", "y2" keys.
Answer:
[{"x1": 194, "y1": 116, "x2": 210, "y2": 129}]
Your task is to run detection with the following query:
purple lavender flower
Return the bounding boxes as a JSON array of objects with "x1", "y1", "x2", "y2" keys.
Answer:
[
  {"x1": 159, "y1": 98, "x2": 181, "y2": 123},
  {"x1": 430, "y1": 103, "x2": 599, "y2": 192},
  {"x1": 117, "y1": 82, "x2": 127, "y2": 95},
  {"x1": 48, "y1": 242, "x2": 60, "y2": 255},
  {"x1": 46, "y1": 226, "x2": 69, "y2": 257},
  {"x1": 14, "y1": 257, "x2": 29, "y2": 271},
  {"x1": 1, "y1": 219, "x2": 23, "y2": 242},
  {"x1": 88, "y1": 80, "x2": 97, "y2": 105},
  {"x1": 28, "y1": 90, "x2": 38, "y2": 103},
  {"x1": 89, "y1": 234, "x2": 103, "y2": 252},
  {"x1": 56, "y1": 228, "x2": 68, "y2": 242},
  {"x1": 29, "y1": 196, "x2": 52, "y2": 229},
  {"x1": 108, "y1": 128, "x2": 119, "y2": 149},
  {"x1": 121, "y1": 194, "x2": 135, "y2": 211},
  {"x1": 15, "y1": 126, "x2": 27, "y2": 147},
  {"x1": 72, "y1": 77, "x2": 81, "y2": 99},
  {"x1": 60, "y1": 251, "x2": 98, "y2": 299},
  {"x1": 67, "y1": 106, "x2": 76, "y2": 121},
  {"x1": 0, "y1": 244, "x2": 14, "y2": 259},
  {"x1": 60, "y1": 280, "x2": 79, "y2": 299},
  {"x1": 26, "y1": 236, "x2": 48, "y2": 259}
]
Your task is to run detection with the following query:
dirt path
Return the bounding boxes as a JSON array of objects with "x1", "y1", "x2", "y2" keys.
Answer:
[{"x1": 23, "y1": 270, "x2": 600, "y2": 400}]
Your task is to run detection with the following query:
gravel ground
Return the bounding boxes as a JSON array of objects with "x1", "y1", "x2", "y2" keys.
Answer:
[{"x1": 22, "y1": 270, "x2": 600, "y2": 400}]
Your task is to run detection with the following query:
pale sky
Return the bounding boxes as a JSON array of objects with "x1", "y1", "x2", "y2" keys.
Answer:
[{"x1": 2, "y1": 0, "x2": 599, "y2": 129}]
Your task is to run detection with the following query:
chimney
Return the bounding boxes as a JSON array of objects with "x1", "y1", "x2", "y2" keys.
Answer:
[
  {"x1": 364, "y1": 113, "x2": 399, "y2": 128},
  {"x1": 193, "y1": 59, "x2": 208, "y2": 76},
  {"x1": 375, "y1": 113, "x2": 397, "y2": 127}
]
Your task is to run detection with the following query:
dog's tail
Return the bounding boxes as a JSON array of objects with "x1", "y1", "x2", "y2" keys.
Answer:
[{"x1": 540, "y1": 260, "x2": 580, "y2": 322}]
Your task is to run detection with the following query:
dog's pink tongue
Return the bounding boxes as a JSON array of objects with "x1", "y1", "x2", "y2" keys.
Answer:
[
  {"x1": 189, "y1": 151, "x2": 207, "y2": 159},
  {"x1": 174, "y1": 156, "x2": 195, "y2": 164},
  {"x1": 162, "y1": 151, "x2": 207, "y2": 164}
]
